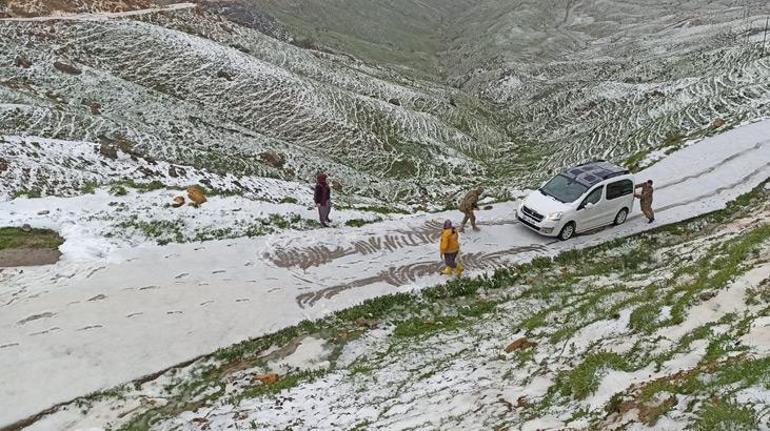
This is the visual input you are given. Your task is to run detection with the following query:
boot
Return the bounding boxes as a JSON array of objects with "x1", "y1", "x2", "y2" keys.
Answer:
[
  {"x1": 455, "y1": 264, "x2": 464, "y2": 277},
  {"x1": 441, "y1": 266, "x2": 453, "y2": 275}
]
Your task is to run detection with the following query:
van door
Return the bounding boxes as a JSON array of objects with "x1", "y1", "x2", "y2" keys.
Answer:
[
  {"x1": 576, "y1": 186, "x2": 604, "y2": 231},
  {"x1": 606, "y1": 179, "x2": 634, "y2": 223}
]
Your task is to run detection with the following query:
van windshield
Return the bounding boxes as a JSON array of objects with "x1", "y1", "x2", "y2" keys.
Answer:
[{"x1": 539, "y1": 174, "x2": 588, "y2": 203}]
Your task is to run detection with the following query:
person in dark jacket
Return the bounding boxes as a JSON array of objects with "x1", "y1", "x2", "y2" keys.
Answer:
[{"x1": 314, "y1": 173, "x2": 332, "y2": 227}]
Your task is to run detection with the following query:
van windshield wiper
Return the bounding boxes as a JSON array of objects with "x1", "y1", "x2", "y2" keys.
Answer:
[{"x1": 540, "y1": 188, "x2": 565, "y2": 203}]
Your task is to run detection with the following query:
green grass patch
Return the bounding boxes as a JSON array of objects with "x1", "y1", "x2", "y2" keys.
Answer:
[
  {"x1": 109, "y1": 184, "x2": 129, "y2": 196},
  {"x1": 345, "y1": 218, "x2": 381, "y2": 228},
  {"x1": 110, "y1": 179, "x2": 167, "y2": 193},
  {"x1": 232, "y1": 369, "x2": 327, "y2": 403},
  {"x1": 629, "y1": 303, "x2": 663, "y2": 333},
  {"x1": 560, "y1": 352, "x2": 634, "y2": 399},
  {"x1": 81, "y1": 180, "x2": 99, "y2": 194},
  {"x1": 393, "y1": 316, "x2": 461, "y2": 338},
  {"x1": 116, "y1": 218, "x2": 186, "y2": 246},
  {"x1": 0, "y1": 227, "x2": 63, "y2": 250},
  {"x1": 694, "y1": 399, "x2": 758, "y2": 431},
  {"x1": 354, "y1": 205, "x2": 410, "y2": 215},
  {"x1": 12, "y1": 188, "x2": 43, "y2": 198}
]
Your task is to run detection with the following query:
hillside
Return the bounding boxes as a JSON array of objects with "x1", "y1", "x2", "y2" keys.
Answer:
[
  {"x1": 20, "y1": 178, "x2": 770, "y2": 431},
  {"x1": 3, "y1": 1, "x2": 770, "y2": 207},
  {"x1": 2, "y1": 1, "x2": 770, "y2": 430},
  {"x1": 2, "y1": 119, "x2": 769, "y2": 429},
  {"x1": 0, "y1": 0, "x2": 157, "y2": 18},
  {"x1": 0, "y1": 2, "x2": 510, "y2": 206},
  {"x1": 245, "y1": 0, "x2": 770, "y2": 177}
]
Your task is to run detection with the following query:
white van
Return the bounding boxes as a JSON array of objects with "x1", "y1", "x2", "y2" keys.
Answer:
[{"x1": 516, "y1": 161, "x2": 635, "y2": 240}]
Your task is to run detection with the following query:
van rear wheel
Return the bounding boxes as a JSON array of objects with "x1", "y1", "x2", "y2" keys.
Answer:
[
  {"x1": 558, "y1": 222, "x2": 576, "y2": 241},
  {"x1": 614, "y1": 208, "x2": 629, "y2": 226}
]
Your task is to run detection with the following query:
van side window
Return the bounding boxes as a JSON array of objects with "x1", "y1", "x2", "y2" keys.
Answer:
[
  {"x1": 606, "y1": 179, "x2": 634, "y2": 200},
  {"x1": 580, "y1": 186, "x2": 603, "y2": 209}
]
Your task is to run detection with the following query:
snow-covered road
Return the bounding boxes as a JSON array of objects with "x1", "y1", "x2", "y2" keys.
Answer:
[{"x1": 1, "y1": 120, "x2": 770, "y2": 427}]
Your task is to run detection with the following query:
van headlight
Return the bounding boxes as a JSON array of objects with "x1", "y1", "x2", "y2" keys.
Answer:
[{"x1": 547, "y1": 211, "x2": 563, "y2": 221}]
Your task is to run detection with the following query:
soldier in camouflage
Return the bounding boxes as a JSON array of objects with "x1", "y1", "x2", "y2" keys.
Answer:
[{"x1": 458, "y1": 187, "x2": 484, "y2": 232}]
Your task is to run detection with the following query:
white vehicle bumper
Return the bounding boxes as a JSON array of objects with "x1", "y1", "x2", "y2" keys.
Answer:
[{"x1": 516, "y1": 206, "x2": 562, "y2": 237}]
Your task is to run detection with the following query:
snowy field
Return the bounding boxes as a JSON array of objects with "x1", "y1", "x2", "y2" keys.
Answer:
[{"x1": 1, "y1": 119, "x2": 770, "y2": 427}]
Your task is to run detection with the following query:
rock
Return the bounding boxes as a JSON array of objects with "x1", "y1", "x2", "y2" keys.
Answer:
[
  {"x1": 0, "y1": 158, "x2": 8, "y2": 172},
  {"x1": 138, "y1": 166, "x2": 156, "y2": 178},
  {"x1": 168, "y1": 166, "x2": 180, "y2": 178},
  {"x1": 260, "y1": 151, "x2": 285, "y2": 169},
  {"x1": 333, "y1": 330, "x2": 351, "y2": 342},
  {"x1": 699, "y1": 291, "x2": 717, "y2": 301},
  {"x1": 191, "y1": 417, "x2": 209, "y2": 426},
  {"x1": 45, "y1": 91, "x2": 65, "y2": 103},
  {"x1": 53, "y1": 61, "x2": 82, "y2": 75},
  {"x1": 21, "y1": 224, "x2": 32, "y2": 233},
  {"x1": 216, "y1": 70, "x2": 233, "y2": 80},
  {"x1": 504, "y1": 337, "x2": 537, "y2": 353},
  {"x1": 710, "y1": 118, "x2": 725, "y2": 129},
  {"x1": 172, "y1": 196, "x2": 185, "y2": 208},
  {"x1": 15, "y1": 56, "x2": 32, "y2": 68},
  {"x1": 516, "y1": 395, "x2": 529, "y2": 408},
  {"x1": 253, "y1": 373, "x2": 280, "y2": 385},
  {"x1": 388, "y1": 98, "x2": 401, "y2": 106},
  {"x1": 187, "y1": 185, "x2": 207, "y2": 207},
  {"x1": 355, "y1": 317, "x2": 378, "y2": 329},
  {"x1": 81, "y1": 99, "x2": 101, "y2": 115},
  {"x1": 483, "y1": 205, "x2": 493, "y2": 210},
  {"x1": 98, "y1": 143, "x2": 118, "y2": 160},
  {"x1": 37, "y1": 210, "x2": 50, "y2": 215},
  {"x1": 98, "y1": 135, "x2": 138, "y2": 160}
]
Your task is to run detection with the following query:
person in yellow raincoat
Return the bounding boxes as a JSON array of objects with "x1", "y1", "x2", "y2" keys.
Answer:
[{"x1": 439, "y1": 220, "x2": 464, "y2": 276}]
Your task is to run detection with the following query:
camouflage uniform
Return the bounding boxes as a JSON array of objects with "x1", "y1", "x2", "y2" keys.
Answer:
[
  {"x1": 635, "y1": 182, "x2": 654, "y2": 222},
  {"x1": 458, "y1": 187, "x2": 484, "y2": 232}
]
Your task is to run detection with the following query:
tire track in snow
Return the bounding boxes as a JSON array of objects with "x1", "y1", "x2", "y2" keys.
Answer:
[
  {"x1": 296, "y1": 244, "x2": 549, "y2": 308},
  {"x1": 655, "y1": 139, "x2": 770, "y2": 191},
  {"x1": 270, "y1": 218, "x2": 520, "y2": 270}
]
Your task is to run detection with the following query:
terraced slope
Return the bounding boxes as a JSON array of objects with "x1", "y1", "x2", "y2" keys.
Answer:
[
  {"x1": 3, "y1": 1, "x2": 770, "y2": 205},
  {"x1": 0, "y1": 5, "x2": 509, "y2": 204},
  {"x1": 248, "y1": 0, "x2": 770, "y2": 178},
  {"x1": 0, "y1": 0, "x2": 158, "y2": 17}
]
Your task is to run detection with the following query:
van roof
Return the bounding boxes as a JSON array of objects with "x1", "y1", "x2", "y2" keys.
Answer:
[{"x1": 560, "y1": 160, "x2": 630, "y2": 188}]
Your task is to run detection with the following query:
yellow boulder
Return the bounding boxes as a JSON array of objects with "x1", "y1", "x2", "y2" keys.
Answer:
[{"x1": 186, "y1": 185, "x2": 207, "y2": 207}]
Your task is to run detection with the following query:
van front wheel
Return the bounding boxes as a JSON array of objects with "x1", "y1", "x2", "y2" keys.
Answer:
[
  {"x1": 614, "y1": 208, "x2": 629, "y2": 226},
  {"x1": 558, "y1": 222, "x2": 576, "y2": 241}
]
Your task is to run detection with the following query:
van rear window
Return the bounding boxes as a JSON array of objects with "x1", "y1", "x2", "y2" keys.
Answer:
[{"x1": 607, "y1": 179, "x2": 633, "y2": 200}]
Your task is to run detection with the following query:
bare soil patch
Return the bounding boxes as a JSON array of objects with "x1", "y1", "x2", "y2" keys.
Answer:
[{"x1": 0, "y1": 227, "x2": 63, "y2": 267}]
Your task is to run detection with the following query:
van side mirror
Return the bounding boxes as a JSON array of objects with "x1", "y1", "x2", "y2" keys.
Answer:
[{"x1": 585, "y1": 202, "x2": 595, "y2": 209}]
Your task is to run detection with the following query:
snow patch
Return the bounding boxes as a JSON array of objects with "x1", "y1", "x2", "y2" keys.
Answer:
[{"x1": 268, "y1": 336, "x2": 331, "y2": 372}]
